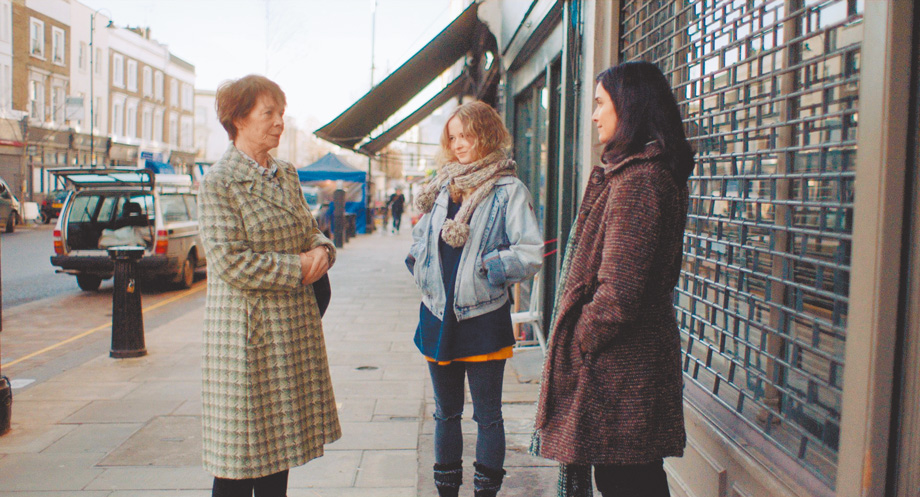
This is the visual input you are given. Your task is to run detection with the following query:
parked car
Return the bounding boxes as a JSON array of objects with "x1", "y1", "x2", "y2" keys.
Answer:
[
  {"x1": 39, "y1": 189, "x2": 70, "y2": 224},
  {"x1": 49, "y1": 168, "x2": 206, "y2": 291},
  {"x1": 302, "y1": 185, "x2": 331, "y2": 238},
  {"x1": 0, "y1": 176, "x2": 20, "y2": 233}
]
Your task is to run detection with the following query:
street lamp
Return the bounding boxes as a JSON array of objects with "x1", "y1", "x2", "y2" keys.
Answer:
[{"x1": 89, "y1": 9, "x2": 112, "y2": 168}]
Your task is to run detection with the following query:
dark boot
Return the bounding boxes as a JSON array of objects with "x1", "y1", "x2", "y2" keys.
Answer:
[
  {"x1": 433, "y1": 460, "x2": 463, "y2": 497},
  {"x1": 473, "y1": 461, "x2": 506, "y2": 497}
]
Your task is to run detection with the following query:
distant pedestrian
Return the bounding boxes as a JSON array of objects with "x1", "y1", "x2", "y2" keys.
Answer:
[
  {"x1": 198, "y1": 74, "x2": 341, "y2": 497},
  {"x1": 407, "y1": 101, "x2": 543, "y2": 497},
  {"x1": 388, "y1": 188, "x2": 406, "y2": 233},
  {"x1": 533, "y1": 61, "x2": 694, "y2": 497}
]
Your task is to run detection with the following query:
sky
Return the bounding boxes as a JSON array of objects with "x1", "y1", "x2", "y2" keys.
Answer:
[{"x1": 80, "y1": 0, "x2": 455, "y2": 130}]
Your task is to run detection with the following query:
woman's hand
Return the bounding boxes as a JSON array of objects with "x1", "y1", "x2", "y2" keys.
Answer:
[{"x1": 299, "y1": 246, "x2": 330, "y2": 285}]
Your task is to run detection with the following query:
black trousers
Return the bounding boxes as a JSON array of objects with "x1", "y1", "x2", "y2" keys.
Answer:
[
  {"x1": 392, "y1": 209, "x2": 403, "y2": 231},
  {"x1": 212, "y1": 470, "x2": 289, "y2": 497},
  {"x1": 594, "y1": 460, "x2": 670, "y2": 497}
]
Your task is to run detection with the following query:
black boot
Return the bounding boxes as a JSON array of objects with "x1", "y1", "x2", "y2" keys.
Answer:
[
  {"x1": 473, "y1": 461, "x2": 506, "y2": 497},
  {"x1": 433, "y1": 460, "x2": 463, "y2": 497}
]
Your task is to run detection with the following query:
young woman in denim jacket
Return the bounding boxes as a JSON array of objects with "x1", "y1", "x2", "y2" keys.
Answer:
[{"x1": 406, "y1": 101, "x2": 543, "y2": 497}]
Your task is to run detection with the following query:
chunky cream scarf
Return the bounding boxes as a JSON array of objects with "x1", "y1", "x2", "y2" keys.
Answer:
[{"x1": 415, "y1": 150, "x2": 517, "y2": 247}]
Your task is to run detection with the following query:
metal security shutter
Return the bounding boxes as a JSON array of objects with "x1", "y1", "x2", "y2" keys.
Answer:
[{"x1": 619, "y1": 0, "x2": 863, "y2": 487}]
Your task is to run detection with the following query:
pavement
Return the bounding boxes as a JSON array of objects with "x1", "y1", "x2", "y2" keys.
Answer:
[{"x1": 0, "y1": 224, "x2": 559, "y2": 496}]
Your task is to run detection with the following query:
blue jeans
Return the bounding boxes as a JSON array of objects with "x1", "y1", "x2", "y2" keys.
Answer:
[{"x1": 428, "y1": 359, "x2": 506, "y2": 470}]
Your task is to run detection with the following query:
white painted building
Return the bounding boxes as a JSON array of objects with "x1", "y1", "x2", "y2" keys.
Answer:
[
  {"x1": 0, "y1": 0, "x2": 13, "y2": 116},
  {"x1": 68, "y1": 1, "x2": 108, "y2": 140},
  {"x1": 193, "y1": 89, "x2": 226, "y2": 164}
]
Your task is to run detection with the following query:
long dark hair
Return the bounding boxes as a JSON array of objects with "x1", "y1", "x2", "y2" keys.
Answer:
[{"x1": 597, "y1": 61, "x2": 694, "y2": 182}]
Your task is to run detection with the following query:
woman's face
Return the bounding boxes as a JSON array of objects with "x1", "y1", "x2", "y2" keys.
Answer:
[
  {"x1": 447, "y1": 116, "x2": 478, "y2": 165},
  {"x1": 235, "y1": 93, "x2": 285, "y2": 152},
  {"x1": 592, "y1": 82, "x2": 618, "y2": 144}
]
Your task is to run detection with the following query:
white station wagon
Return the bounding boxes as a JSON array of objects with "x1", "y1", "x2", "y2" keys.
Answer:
[{"x1": 49, "y1": 168, "x2": 206, "y2": 291}]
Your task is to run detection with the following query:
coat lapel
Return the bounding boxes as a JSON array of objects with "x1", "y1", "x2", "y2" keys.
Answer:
[{"x1": 222, "y1": 144, "x2": 298, "y2": 216}]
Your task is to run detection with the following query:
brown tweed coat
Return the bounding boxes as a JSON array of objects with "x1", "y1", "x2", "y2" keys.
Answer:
[
  {"x1": 535, "y1": 144, "x2": 688, "y2": 465},
  {"x1": 199, "y1": 144, "x2": 341, "y2": 479}
]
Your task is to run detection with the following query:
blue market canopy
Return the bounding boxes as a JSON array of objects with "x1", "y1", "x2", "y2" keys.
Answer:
[
  {"x1": 297, "y1": 153, "x2": 367, "y2": 234},
  {"x1": 144, "y1": 159, "x2": 175, "y2": 174},
  {"x1": 297, "y1": 153, "x2": 367, "y2": 183}
]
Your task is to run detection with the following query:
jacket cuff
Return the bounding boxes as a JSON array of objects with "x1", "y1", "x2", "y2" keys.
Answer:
[
  {"x1": 482, "y1": 250, "x2": 506, "y2": 286},
  {"x1": 405, "y1": 254, "x2": 416, "y2": 275}
]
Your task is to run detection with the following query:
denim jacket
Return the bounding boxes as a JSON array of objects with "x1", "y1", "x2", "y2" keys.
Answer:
[{"x1": 406, "y1": 176, "x2": 543, "y2": 321}]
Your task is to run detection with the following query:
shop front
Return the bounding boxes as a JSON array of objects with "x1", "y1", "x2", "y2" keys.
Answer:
[
  {"x1": 26, "y1": 126, "x2": 71, "y2": 198},
  {"x1": 108, "y1": 141, "x2": 139, "y2": 168},
  {"x1": 0, "y1": 118, "x2": 25, "y2": 198}
]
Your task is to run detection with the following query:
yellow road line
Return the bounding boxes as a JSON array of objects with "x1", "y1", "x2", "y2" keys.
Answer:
[{"x1": 2, "y1": 284, "x2": 205, "y2": 370}]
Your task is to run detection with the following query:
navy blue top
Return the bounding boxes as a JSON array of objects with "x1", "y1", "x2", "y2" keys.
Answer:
[{"x1": 414, "y1": 198, "x2": 515, "y2": 361}]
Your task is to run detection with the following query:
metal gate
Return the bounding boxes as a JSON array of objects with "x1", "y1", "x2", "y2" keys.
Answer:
[{"x1": 619, "y1": 0, "x2": 863, "y2": 487}]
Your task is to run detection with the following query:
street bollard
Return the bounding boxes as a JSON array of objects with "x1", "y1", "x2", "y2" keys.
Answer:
[
  {"x1": 0, "y1": 376, "x2": 10, "y2": 436},
  {"x1": 107, "y1": 246, "x2": 147, "y2": 358},
  {"x1": 333, "y1": 188, "x2": 345, "y2": 248}
]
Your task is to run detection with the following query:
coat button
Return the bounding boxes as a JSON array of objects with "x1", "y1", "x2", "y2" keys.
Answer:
[{"x1": 590, "y1": 173, "x2": 603, "y2": 185}]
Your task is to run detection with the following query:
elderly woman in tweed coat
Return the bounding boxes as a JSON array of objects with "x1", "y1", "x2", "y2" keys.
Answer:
[
  {"x1": 534, "y1": 62, "x2": 694, "y2": 497},
  {"x1": 198, "y1": 75, "x2": 341, "y2": 497}
]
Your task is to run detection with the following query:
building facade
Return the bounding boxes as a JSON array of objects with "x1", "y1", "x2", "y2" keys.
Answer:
[
  {"x1": 68, "y1": 0, "x2": 109, "y2": 168},
  {"x1": 0, "y1": 0, "x2": 24, "y2": 197},
  {"x1": 11, "y1": 0, "x2": 71, "y2": 198},
  {"x1": 496, "y1": 1, "x2": 917, "y2": 495}
]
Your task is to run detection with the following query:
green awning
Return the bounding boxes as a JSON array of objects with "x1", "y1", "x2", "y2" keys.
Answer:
[
  {"x1": 359, "y1": 72, "x2": 470, "y2": 155},
  {"x1": 316, "y1": 2, "x2": 482, "y2": 151}
]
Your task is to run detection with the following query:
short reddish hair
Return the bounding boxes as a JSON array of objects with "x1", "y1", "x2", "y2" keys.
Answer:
[
  {"x1": 438, "y1": 101, "x2": 511, "y2": 164},
  {"x1": 215, "y1": 75, "x2": 286, "y2": 141}
]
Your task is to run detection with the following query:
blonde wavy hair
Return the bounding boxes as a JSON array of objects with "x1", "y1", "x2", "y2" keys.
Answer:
[{"x1": 437, "y1": 101, "x2": 512, "y2": 165}]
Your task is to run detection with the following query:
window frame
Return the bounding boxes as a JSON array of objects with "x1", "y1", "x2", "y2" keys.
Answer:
[
  {"x1": 126, "y1": 59, "x2": 138, "y2": 92},
  {"x1": 112, "y1": 54, "x2": 125, "y2": 88},
  {"x1": 30, "y1": 18, "x2": 44, "y2": 59},
  {"x1": 51, "y1": 26, "x2": 65, "y2": 66}
]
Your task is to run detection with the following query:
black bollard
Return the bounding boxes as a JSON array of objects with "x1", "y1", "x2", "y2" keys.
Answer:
[
  {"x1": 0, "y1": 376, "x2": 10, "y2": 436},
  {"x1": 107, "y1": 246, "x2": 147, "y2": 358},
  {"x1": 333, "y1": 188, "x2": 345, "y2": 248}
]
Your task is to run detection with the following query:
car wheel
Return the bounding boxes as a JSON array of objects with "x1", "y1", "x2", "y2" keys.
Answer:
[
  {"x1": 40, "y1": 211, "x2": 50, "y2": 224},
  {"x1": 76, "y1": 274, "x2": 102, "y2": 291},
  {"x1": 4, "y1": 211, "x2": 14, "y2": 233},
  {"x1": 177, "y1": 255, "x2": 195, "y2": 289}
]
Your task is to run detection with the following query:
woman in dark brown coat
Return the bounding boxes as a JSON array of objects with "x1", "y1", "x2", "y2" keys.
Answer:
[{"x1": 534, "y1": 61, "x2": 694, "y2": 496}]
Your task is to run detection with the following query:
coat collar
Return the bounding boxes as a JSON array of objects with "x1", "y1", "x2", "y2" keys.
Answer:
[
  {"x1": 220, "y1": 143, "x2": 297, "y2": 215},
  {"x1": 601, "y1": 142, "x2": 665, "y2": 175}
]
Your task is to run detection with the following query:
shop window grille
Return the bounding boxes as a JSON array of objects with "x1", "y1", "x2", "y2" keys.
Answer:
[{"x1": 619, "y1": 0, "x2": 862, "y2": 487}]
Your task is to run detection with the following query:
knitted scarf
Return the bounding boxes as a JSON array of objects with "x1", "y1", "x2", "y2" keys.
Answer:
[{"x1": 415, "y1": 150, "x2": 516, "y2": 248}]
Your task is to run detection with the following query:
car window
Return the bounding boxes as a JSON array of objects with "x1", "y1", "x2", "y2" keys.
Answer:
[
  {"x1": 68, "y1": 195, "x2": 101, "y2": 223},
  {"x1": 97, "y1": 196, "x2": 120, "y2": 223},
  {"x1": 183, "y1": 194, "x2": 198, "y2": 221},
  {"x1": 160, "y1": 194, "x2": 190, "y2": 222},
  {"x1": 128, "y1": 194, "x2": 155, "y2": 220}
]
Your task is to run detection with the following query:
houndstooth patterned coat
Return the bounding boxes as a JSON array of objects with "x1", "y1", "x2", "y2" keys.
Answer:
[{"x1": 199, "y1": 144, "x2": 341, "y2": 479}]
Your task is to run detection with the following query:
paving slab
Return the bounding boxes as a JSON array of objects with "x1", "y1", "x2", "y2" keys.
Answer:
[
  {"x1": 84, "y1": 466, "x2": 212, "y2": 491},
  {"x1": 355, "y1": 450, "x2": 417, "y2": 488},
  {"x1": 287, "y1": 450, "x2": 362, "y2": 488},
  {"x1": 42, "y1": 422, "x2": 143, "y2": 454},
  {"x1": 62, "y1": 399, "x2": 185, "y2": 424},
  {"x1": 0, "y1": 452, "x2": 105, "y2": 491},
  {"x1": 99, "y1": 415, "x2": 201, "y2": 467},
  {"x1": 329, "y1": 421, "x2": 419, "y2": 451}
]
